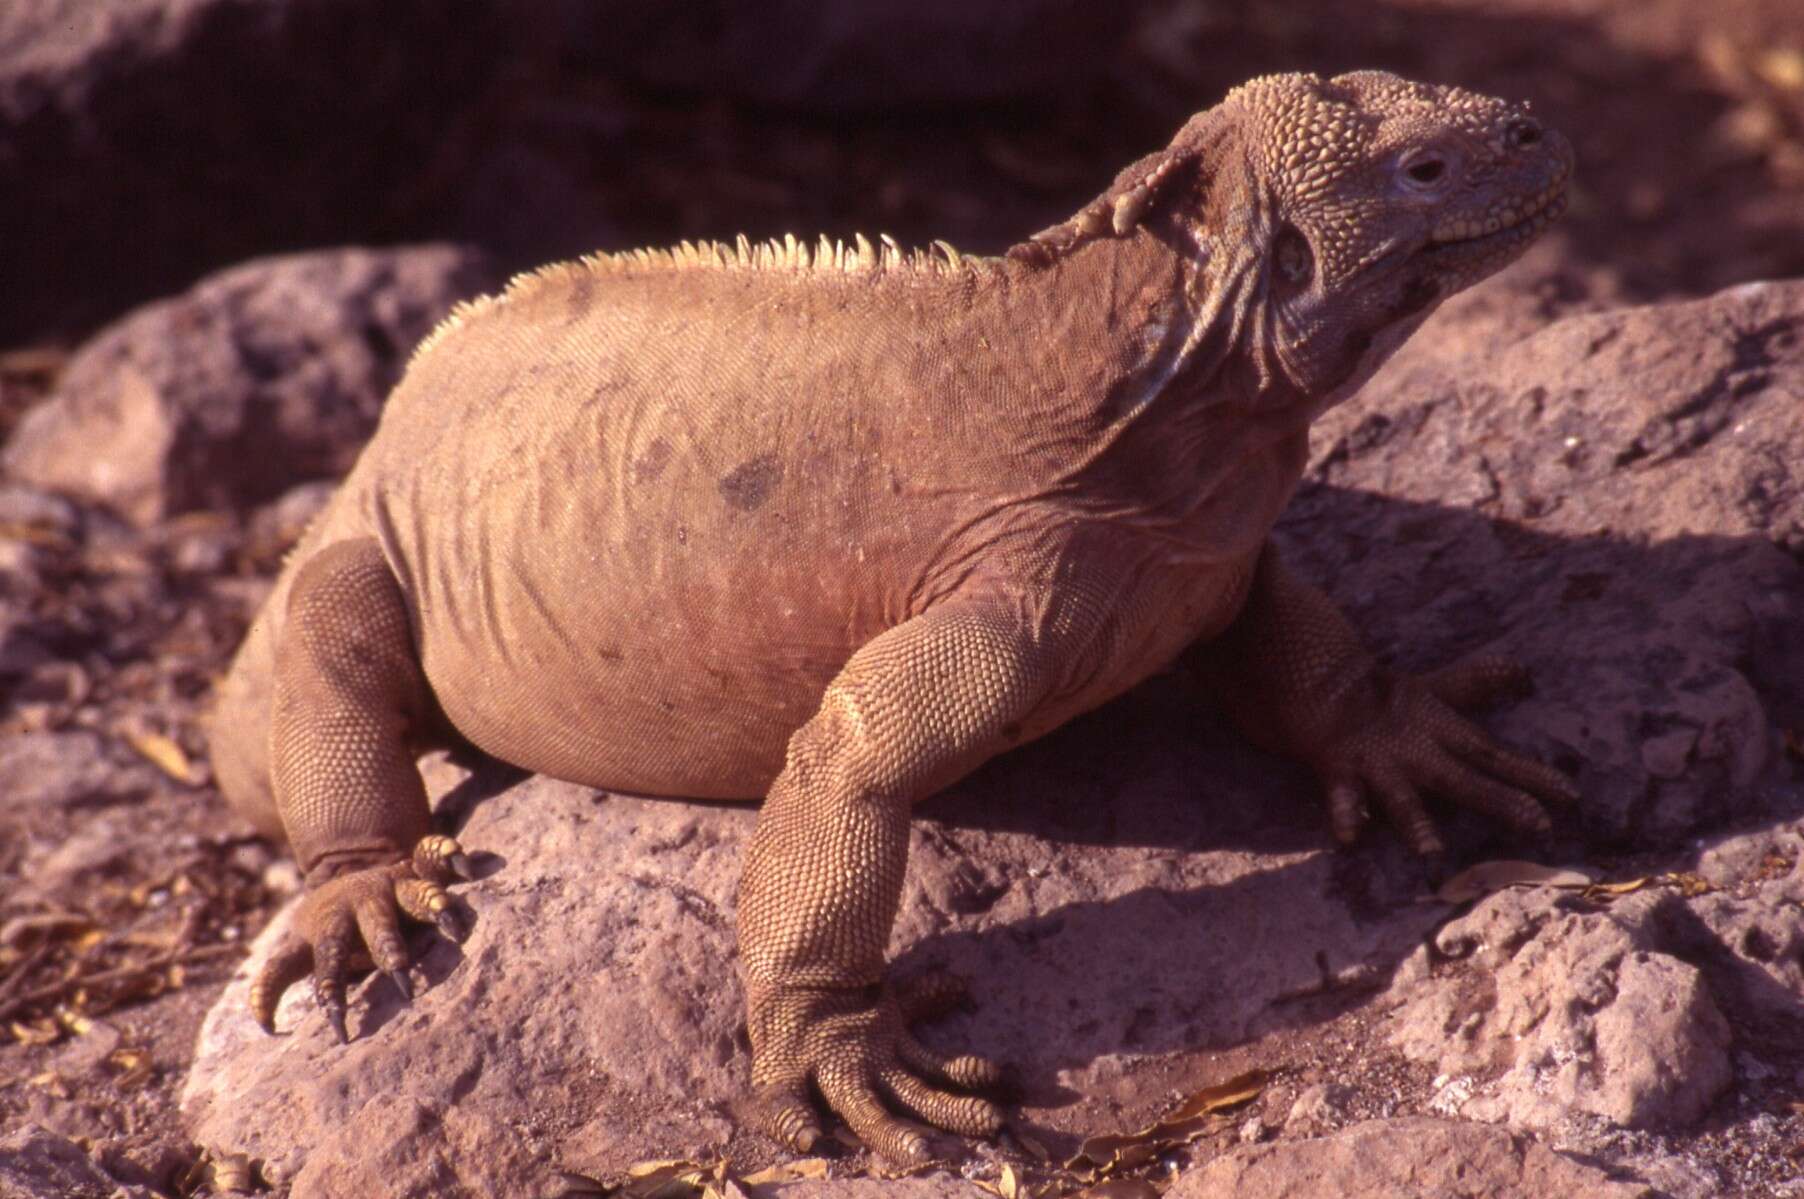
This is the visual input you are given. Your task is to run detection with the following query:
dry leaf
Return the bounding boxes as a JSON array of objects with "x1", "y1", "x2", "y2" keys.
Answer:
[
  {"x1": 125, "y1": 730, "x2": 200, "y2": 784},
  {"x1": 27, "y1": 1071, "x2": 71, "y2": 1099},
  {"x1": 998, "y1": 1162, "x2": 1022, "y2": 1199},
  {"x1": 1436, "y1": 860, "x2": 1595, "y2": 905},
  {"x1": 108, "y1": 1047, "x2": 154, "y2": 1089},
  {"x1": 1664, "y1": 872, "x2": 1714, "y2": 898},
  {"x1": 1583, "y1": 877, "x2": 1650, "y2": 898},
  {"x1": 0, "y1": 521, "x2": 70, "y2": 549},
  {"x1": 11, "y1": 1019, "x2": 61, "y2": 1046}
]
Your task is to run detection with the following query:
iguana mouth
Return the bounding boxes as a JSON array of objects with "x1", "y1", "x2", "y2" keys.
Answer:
[{"x1": 1426, "y1": 181, "x2": 1569, "y2": 251}]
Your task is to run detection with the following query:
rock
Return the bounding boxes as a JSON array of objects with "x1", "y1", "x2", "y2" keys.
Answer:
[
  {"x1": 183, "y1": 749, "x2": 1446, "y2": 1197},
  {"x1": 1387, "y1": 887, "x2": 1734, "y2": 1131},
  {"x1": 3, "y1": 246, "x2": 496, "y2": 524},
  {"x1": 0, "y1": 1, "x2": 511, "y2": 342},
  {"x1": 1284, "y1": 1082, "x2": 1353, "y2": 1136},
  {"x1": 0, "y1": 1124, "x2": 155, "y2": 1199},
  {"x1": 1684, "y1": 826, "x2": 1804, "y2": 1028},
  {"x1": 1166, "y1": 1117, "x2": 1654, "y2": 1198},
  {"x1": 1296, "y1": 273, "x2": 1804, "y2": 846}
]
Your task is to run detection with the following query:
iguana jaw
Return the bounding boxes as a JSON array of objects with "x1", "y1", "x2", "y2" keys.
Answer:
[{"x1": 1421, "y1": 182, "x2": 1569, "y2": 282}]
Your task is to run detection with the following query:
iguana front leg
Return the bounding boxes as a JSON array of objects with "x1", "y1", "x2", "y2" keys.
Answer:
[
  {"x1": 739, "y1": 585, "x2": 1098, "y2": 1164},
  {"x1": 1192, "y1": 544, "x2": 1579, "y2": 854},
  {"x1": 249, "y1": 539, "x2": 469, "y2": 1040}
]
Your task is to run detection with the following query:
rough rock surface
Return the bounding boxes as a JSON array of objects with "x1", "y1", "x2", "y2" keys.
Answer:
[
  {"x1": 1296, "y1": 275, "x2": 1804, "y2": 847},
  {"x1": 182, "y1": 753, "x2": 1444, "y2": 1197},
  {"x1": 0, "y1": 1124, "x2": 154, "y2": 1199},
  {"x1": 1386, "y1": 886, "x2": 1734, "y2": 1129},
  {"x1": 1167, "y1": 1117, "x2": 1654, "y2": 1198},
  {"x1": 175, "y1": 272, "x2": 1804, "y2": 1195},
  {"x1": 2, "y1": 246, "x2": 496, "y2": 524}
]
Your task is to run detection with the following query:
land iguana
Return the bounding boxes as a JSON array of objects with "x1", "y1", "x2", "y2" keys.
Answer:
[{"x1": 208, "y1": 70, "x2": 1578, "y2": 1165}]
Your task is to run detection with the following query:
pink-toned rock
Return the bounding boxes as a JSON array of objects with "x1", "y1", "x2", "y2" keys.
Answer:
[
  {"x1": 182, "y1": 748, "x2": 1445, "y2": 1198},
  {"x1": 1387, "y1": 887, "x2": 1734, "y2": 1130},
  {"x1": 3, "y1": 246, "x2": 495, "y2": 525},
  {"x1": 1293, "y1": 274, "x2": 1804, "y2": 846},
  {"x1": 0, "y1": 1124, "x2": 156, "y2": 1199},
  {"x1": 1166, "y1": 1117, "x2": 1654, "y2": 1198}
]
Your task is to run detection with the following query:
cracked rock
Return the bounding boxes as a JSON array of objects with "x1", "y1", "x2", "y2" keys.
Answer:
[{"x1": 1386, "y1": 888, "x2": 1733, "y2": 1130}]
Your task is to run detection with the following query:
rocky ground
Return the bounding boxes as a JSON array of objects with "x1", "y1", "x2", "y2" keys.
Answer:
[{"x1": 3, "y1": 1, "x2": 1803, "y2": 1197}]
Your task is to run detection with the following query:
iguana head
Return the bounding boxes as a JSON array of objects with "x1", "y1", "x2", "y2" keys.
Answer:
[
  {"x1": 1222, "y1": 71, "x2": 1571, "y2": 401},
  {"x1": 1222, "y1": 71, "x2": 1573, "y2": 403},
  {"x1": 1063, "y1": 70, "x2": 1573, "y2": 410}
]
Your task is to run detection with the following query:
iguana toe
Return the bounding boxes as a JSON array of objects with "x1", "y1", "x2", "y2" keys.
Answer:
[
  {"x1": 412, "y1": 834, "x2": 474, "y2": 883},
  {"x1": 1419, "y1": 653, "x2": 1532, "y2": 710},
  {"x1": 249, "y1": 935, "x2": 313, "y2": 1035},
  {"x1": 897, "y1": 1032, "x2": 1005, "y2": 1093},
  {"x1": 745, "y1": 1081, "x2": 823, "y2": 1154}
]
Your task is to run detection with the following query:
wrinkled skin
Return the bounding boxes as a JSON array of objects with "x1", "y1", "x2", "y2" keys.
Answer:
[{"x1": 210, "y1": 70, "x2": 1575, "y2": 1166}]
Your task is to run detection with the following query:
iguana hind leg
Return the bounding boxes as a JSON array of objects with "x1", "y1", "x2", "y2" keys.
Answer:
[
  {"x1": 251, "y1": 538, "x2": 469, "y2": 1040},
  {"x1": 739, "y1": 585, "x2": 1101, "y2": 1164}
]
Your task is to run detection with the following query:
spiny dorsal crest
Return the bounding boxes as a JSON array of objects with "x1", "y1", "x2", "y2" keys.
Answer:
[{"x1": 409, "y1": 231, "x2": 991, "y2": 365}]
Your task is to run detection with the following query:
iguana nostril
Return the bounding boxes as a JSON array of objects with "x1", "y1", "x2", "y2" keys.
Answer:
[{"x1": 1507, "y1": 120, "x2": 1542, "y2": 148}]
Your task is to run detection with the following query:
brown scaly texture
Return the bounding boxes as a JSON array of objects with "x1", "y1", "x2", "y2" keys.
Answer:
[{"x1": 208, "y1": 71, "x2": 1578, "y2": 1164}]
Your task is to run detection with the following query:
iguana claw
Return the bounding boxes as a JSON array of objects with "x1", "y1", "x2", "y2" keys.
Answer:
[
  {"x1": 1314, "y1": 654, "x2": 1579, "y2": 855},
  {"x1": 744, "y1": 972, "x2": 1005, "y2": 1166},
  {"x1": 249, "y1": 834, "x2": 470, "y2": 1040}
]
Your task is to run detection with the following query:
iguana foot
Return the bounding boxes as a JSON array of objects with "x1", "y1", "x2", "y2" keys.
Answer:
[
  {"x1": 250, "y1": 834, "x2": 473, "y2": 1040},
  {"x1": 1313, "y1": 654, "x2": 1579, "y2": 855},
  {"x1": 744, "y1": 972, "x2": 1005, "y2": 1166}
]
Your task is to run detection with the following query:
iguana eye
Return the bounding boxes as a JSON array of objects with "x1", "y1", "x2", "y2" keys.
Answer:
[
  {"x1": 1275, "y1": 224, "x2": 1313, "y2": 286},
  {"x1": 1400, "y1": 150, "x2": 1452, "y2": 193}
]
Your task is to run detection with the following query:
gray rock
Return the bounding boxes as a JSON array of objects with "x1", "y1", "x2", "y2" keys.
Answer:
[
  {"x1": 1166, "y1": 1117, "x2": 1654, "y2": 1198},
  {"x1": 4, "y1": 246, "x2": 496, "y2": 524},
  {"x1": 0, "y1": 1124, "x2": 155, "y2": 1199},
  {"x1": 1284, "y1": 1082, "x2": 1353, "y2": 1136}
]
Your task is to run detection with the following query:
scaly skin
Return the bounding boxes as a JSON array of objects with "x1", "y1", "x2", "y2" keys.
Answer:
[{"x1": 208, "y1": 71, "x2": 1577, "y2": 1164}]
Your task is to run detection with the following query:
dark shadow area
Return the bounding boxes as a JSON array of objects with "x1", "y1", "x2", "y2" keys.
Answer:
[
  {"x1": 913, "y1": 483, "x2": 1803, "y2": 859},
  {"x1": 9, "y1": 0, "x2": 1800, "y2": 344}
]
